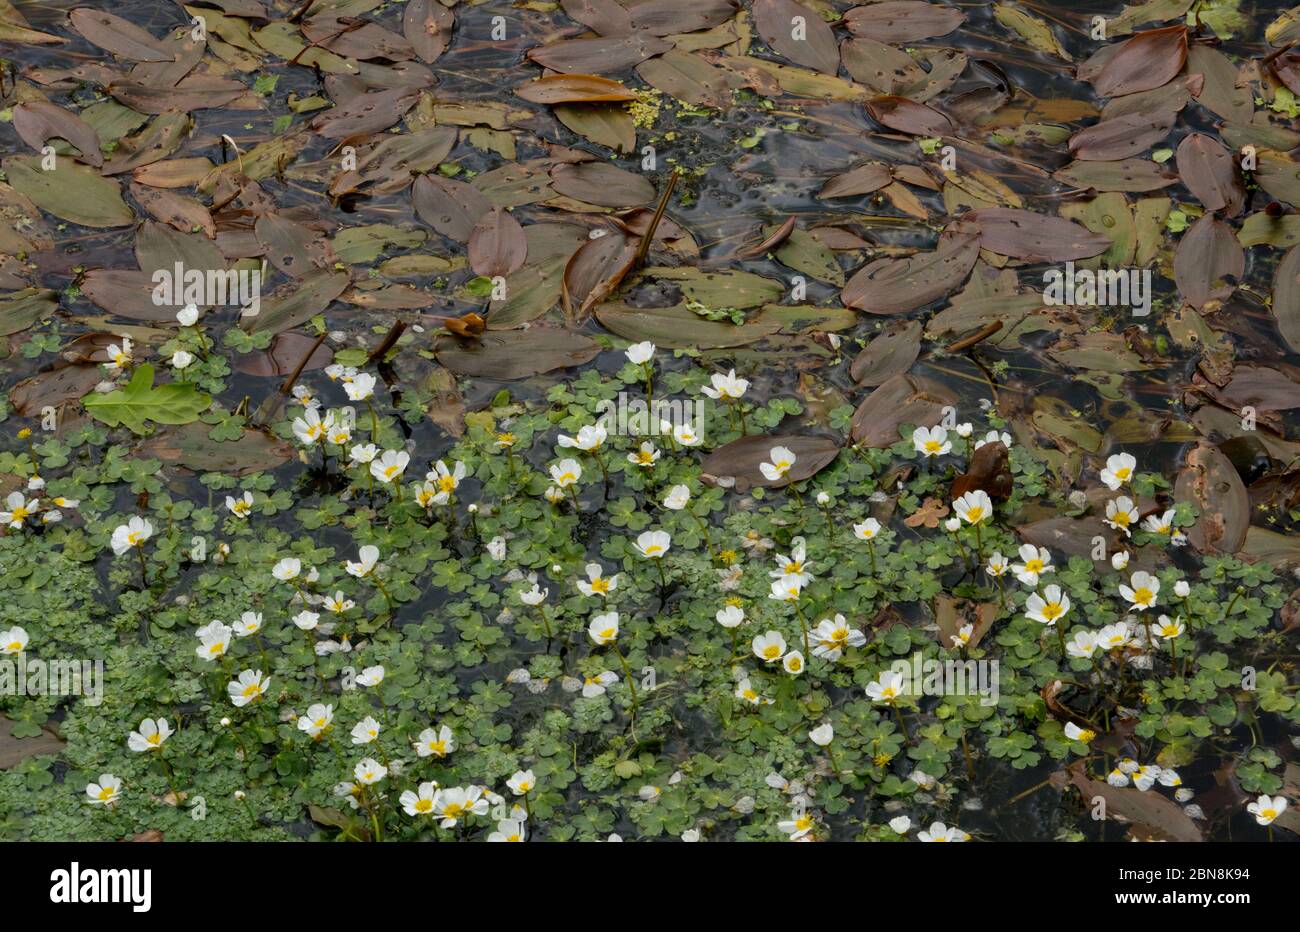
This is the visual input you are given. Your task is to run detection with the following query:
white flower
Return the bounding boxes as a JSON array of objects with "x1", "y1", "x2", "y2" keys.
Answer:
[
  {"x1": 520, "y1": 582, "x2": 547, "y2": 606},
  {"x1": 226, "y1": 491, "x2": 254, "y2": 518},
  {"x1": 487, "y1": 536, "x2": 506, "y2": 560},
  {"x1": 104, "y1": 336, "x2": 133, "y2": 373},
  {"x1": 1105, "y1": 496, "x2": 1139, "y2": 536},
  {"x1": 1100, "y1": 452, "x2": 1136, "y2": 490},
  {"x1": 354, "y1": 758, "x2": 387, "y2": 785},
  {"x1": 854, "y1": 518, "x2": 881, "y2": 540},
  {"x1": 1011, "y1": 544, "x2": 1053, "y2": 586},
  {"x1": 944, "y1": 517, "x2": 961, "y2": 532},
  {"x1": 324, "y1": 591, "x2": 354, "y2": 614},
  {"x1": 344, "y1": 372, "x2": 376, "y2": 402},
  {"x1": 955, "y1": 422, "x2": 973, "y2": 437},
  {"x1": 953, "y1": 490, "x2": 993, "y2": 525},
  {"x1": 558, "y1": 423, "x2": 607, "y2": 452},
  {"x1": 86, "y1": 774, "x2": 123, "y2": 806},
  {"x1": 1064, "y1": 722, "x2": 1096, "y2": 744},
  {"x1": 809, "y1": 724, "x2": 833, "y2": 746},
  {"x1": 401, "y1": 781, "x2": 438, "y2": 816},
  {"x1": 1097, "y1": 622, "x2": 1135, "y2": 651},
  {"x1": 489, "y1": 818, "x2": 527, "y2": 842},
  {"x1": 433, "y1": 786, "x2": 488, "y2": 827},
  {"x1": 414, "y1": 725, "x2": 455, "y2": 757},
  {"x1": 986, "y1": 552, "x2": 1009, "y2": 577},
  {"x1": 759, "y1": 445, "x2": 796, "y2": 482},
  {"x1": 293, "y1": 610, "x2": 320, "y2": 631},
  {"x1": 272, "y1": 557, "x2": 302, "y2": 582},
  {"x1": 912, "y1": 425, "x2": 950, "y2": 458},
  {"x1": 370, "y1": 450, "x2": 409, "y2": 484},
  {"x1": 588, "y1": 612, "x2": 620, "y2": 645},
  {"x1": 549, "y1": 458, "x2": 582, "y2": 487},
  {"x1": 734, "y1": 678, "x2": 767, "y2": 705},
  {"x1": 701, "y1": 369, "x2": 749, "y2": 400},
  {"x1": 1025, "y1": 585, "x2": 1071, "y2": 626},
  {"x1": 783, "y1": 650, "x2": 806, "y2": 675},
  {"x1": 349, "y1": 444, "x2": 378, "y2": 465},
  {"x1": 769, "y1": 578, "x2": 802, "y2": 602},
  {"x1": 110, "y1": 516, "x2": 153, "y2": 555},
  {"x1": 673, "y1": 422, "x2": 701, "y2": 446},
  {"x1": 171, "y1": 350, "x2": 194, "y2": 370},
  {"x1": 778, "y1": 809, "x2": 816, "y2": 840},
  {"x1": 228, "y1": 670, "x2": 270, "y2": 707},
  {"x1": 888, "y1": 815, "x2": 911, "y2": 834},
  {"x1": 716, "y1": 605, "x2": 744, "y2": 628},
  {"x1": 231, "y1": 611, "x2": 263, "y2": 637},
  {"x1": 752, "y1": 630, "x2": 787, "y2": 662},
  {"x1": 1174, "y1": 580, "x2": 1190, "y2": 598},
  {"x1": 1119, "y1": 571, "x2": 1160, "y2": 611},
  {"x1": 1066, "y1": 630, "x2": 1098, "y2": 659},
  {"x1": 625, "y1": 341, "x2": 655, "y2": 364},
  {"x1": 127, "y1": 717, "x2": 173, "y2": 752},
  {"x1": 951, "y1": 622, "x2": 973, "y2": 648},
  {"x1": 577, "y1": 563, "x2": 618, "y2": 597},
  {"x1": 1111, "y1": 551, "x2": 1131, "y2": 570},
  {"x1": 627, "y1": 441, "x2": 660, "y2": 468},
  {"x1": 809, "y1": 614, "x2": 864, "y2": 661},
  {"x1": 292, "y1": 407, "x2": 329, "y2": 445},
  {"x1": 345, "y1": 544, "x2": 379, "y2": 577},
  {"x1": 507, "y1": 769, "x2": 536, "y2": 795},
  {"x1": 1154, "y1": 615, "x2": 1185, "y2": 640},
  {"x1": 865, "y1": 670, "x2": 905, "y2": 703},
  {"x1": 0, "y1": 626, "x2": 29, "y2": 655},
  {"x1": 918, "y1": 821, "x2": 969, "y2": 842},
  {"x1": 662, "y1": 484, "x2": 690, "y2": 510},
  {"x1": 426, "y1": 459, "x2": 466, "y2": 502},
  {"x1": 1247, "y1": 794, "x2": 1288, "y2": 826},
  {"x1": 350, "y1": 716, "x2": 381, "y2": 745},
  {"x1": 816, "y1": 492, "x2": 830, "y2": 506},
  {"x1": 634, "y1": 530, "x2": 671, "y2": 559},
  {"x1": 297, "y1": 703, "x2": 334, "y2": 738},
  {"x1": 356, "y1": 665, "x2": 385, "y2": 687},
  {"x1": 581, "y1": 671, "x2": 619, "y2": 697},
  {"x1": 771, "y1": 540, "x2": 813, "y2": 587},
  {"x1": 1142, "y1": 508, "x2": 1177, "y2": 536},
  {"x1": 974, "y1": 430, "x2": 1012, "y2": 449},
  {"x1": 176, "y1": 304, "x2": 200, "y2": 326}
]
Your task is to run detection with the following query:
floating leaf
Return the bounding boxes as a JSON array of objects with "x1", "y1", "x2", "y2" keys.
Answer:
[
  {"x1": 699, "y1": 434, "x2": 841, "y2": 491},
  {"x1": 2, "y1": 155, "x2": 133, "y2": 228},
  {"x1": 134, "y1": 423, "x2": 295, "y2": 475},
  {"x1": 435, "y1": 328, "x2": 601, "y2": 379}
]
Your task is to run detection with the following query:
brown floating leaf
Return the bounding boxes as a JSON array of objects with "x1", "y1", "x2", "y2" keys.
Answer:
[
  {"x1": 933, "y1": 595, "x2": 998, "y2": 651},
  {"x1": 9, "y1": 364, "x2": 102, "y2": 416},
  {"x1": 68, "y1": 8, "x2": 173, "y2": 61},
  {"x1": 1174, "y1": 442, "x2": 1249, "y2": 554},
  {"x1": 311, "y1": 87, "x2": 420, "y2": 139},
  {"x1": 412, "y1": 174, "x2": 492, "y2": 243},
  {"x1": 1272, "y1": 244, "x2": 1300, "y2": 354},
  {"x1": 1175, "y1": 134, "x2": 1245, "y2": 216},
  {"x1": 243, "y1": 269, "x2": 351, "y2": 335},
  {"x1": 596, "y1": 303, "x2": 781, "y2": 348},
  {"x1": 842, "y1": 225, "x2": 979, "y2": 314},
  {"x1": 12, "y1": 100, "x2": 103, "y2": 167},
  {"x1": 0, "y1": 288, "x2": 58, "y2": 337},
  {"x1": 628, "y1": 0, "x2": 738, "y2": 35},
  {"x1": 563, "y1": 230, "x2": 638, "y2": 316},
  {"x1": 1077, "y1": 24, "x2": 1187, "y2": 99},
  {"x1": 108, "y1": 75, "x2": 248, "y2": 113},
  {"x1": 850, "y1": 373, "x2": 956, "y2": 448},
  {"x1": 301, "y1": 15, "x2": 414, "y2": 61},
  {"x1": 468, "y1": 206, "x2": 528, "y2": 278},
  {"x1": 752, "y1": 0, "x2": 840, "y2": 75},
  {"x1": 1052, "y1": 761, "x2": 1202, "y2": 842},
  {"x1": 527, "y1": 35, "x2": 673, "y2": 75},
  {"x1": 865, "y1": 96, "x2": 953, "y2": 135},
  {"x1": 849, "y1": 319, "x2": 921, "y2": 386},
  {"x1": 968, "y1": 208, "x2": 1113, "y2": 261},
  {"x1": 562, "y1": 0, "x2": 633, "y2": 35},
  {"x1": 818, "y1": 162, "x2": 892, "y2": 199},
  {"x1": 2, "y1": 155, "x2": 134, "y2": 228},
  {"x1": 699, "y1": 433, "x2": 841, "y2": 491},
  {"x1": 134, "y1": 423, "x2": 295, "y2": 475},
  {"x1": 1172, "y1": 214, "x2": 1243, "y2": 310},
  {"x1": 950, "y1": 441, "x2": 1012, "y2": 502},
  {"x1": 0, "y1": 715, "x2": 65, "y2": 770},
  {"x1": 636, "y1": 51, "x2": 733, "y2": 109},
  {"x1": 404, "y1": 0, "x2": 455, "y2": 63},
  {"x1": 1068, "y1": 112, "x2": 1173, "y2": 162},
  {"x1": 843, "y1": 1, "x2": 965, "y2": 42},
  {"x1": 234, "y1": 331, "x2": 334, "y2": 378},
  {"x1": 435, "y1": 328, "x2": 601, "y2": 379},
  {"x1": 516, "y1": 74, "x2": 638, "y2": 104},
  {"x1": 1054, "y1": 159, "x2": 1177, "y2": 193},
  {"x1": 549, "y1": 162, "x2": 656, "y2": 208},
  {"x1": 840, "y1": 37, "x2": 924, "y2": 94},
  {"x1": 129, "y1": 183, "x2": 214, "y2": 238}
]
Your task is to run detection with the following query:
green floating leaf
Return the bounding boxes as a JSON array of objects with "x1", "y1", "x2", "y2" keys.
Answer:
[{"x1": 83, "y1": 364, "x2": 211, "y2": 434}]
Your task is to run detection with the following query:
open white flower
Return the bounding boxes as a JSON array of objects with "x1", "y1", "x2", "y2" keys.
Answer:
[
  {"x1": 1154, "y1": 615, "x2": 1185, "y2": 640},
  {"x1": 324, "y1": 592, "x2": 354, "y2": 614},
  {"x1": 1100, "y1": 452, "x2": 1137, "y2": 490},
  {"x1": 1105, "y1": 496, "x2": 1139, "y2": 537},
  {"x1": 759, "y1": 446, "x2": 796, "y2": 482},
  {"x1": 1119, "y1": 571, "x2": 1160, "y2": 611},
  {"x1": 581, "y1": 671, "x2": 619, "y2": 697},
  {"x1": 716, "y1": 605, "x2": 744, "y2": 628},
  {"x1": 1064, "y1": 722, "x2": 1096, "y2": 744},
  {"x1": 912, "y1": 425, "x2": 950, "y2": 458},
  {"x1": 176, "y1": 304, "x2": 200, "y2": 326},
  {"x1": 433, "y1": 786, "x2": 488, "y2": 827},
  {"x1": 783, "y1": 650, "x2": 805, "y2": 675},
  {"x1": 953, "y1": 490, "x2": 993, "y2": 525},
  {"x1": 520, "y1": 582, "x2": 547, "y2": 606},
  {"x1": 1011, "y1": 544, "x2": 1053, "y2": 586},
  {"x1": 357, "y1": 665, "x2": 385, "y2": 687},
  {"x1": 625, "y1": 341, "x2": 655, "y2": 365},
  {"x1": 1247, "y1": 794, "x2": 1288, "y2": 826},
  {"x1": 588, "y1": 611, "x2": 620, "y2": 645},
  {"x1": 349, "y1": 443, "x2": 378, "y2": 464},
  {"x1": 297, "y1": 703, "x2": 334, "y2": 739},
  {"x1": 865, "y1": 670, "x2": 906, "y2": 703},
  {"x1": 662, "y1": 484, "x2": 690, "y2": 510},
  {"x1": 489, "y1": 818, "x2": 527, "y2": 842},
  {"x1": 673, "y1": 422, "x2": 702, "y2": 446},
  {"x1": 507, "y1": 770, "x2": 536, "y2": 795},
  {"x1": 292, "y1": 407, "x2": 329, "y2": 445},
  {"x1": 809, "y1": 724, "x2": 833, "y2": 746},
  {"x1": 231, "y1": 611, "x2": 262, "y2": 637},
  {"x1": 350, "y1": 716, "x2": 381, "y2": 745},
  {"x1": 272, "y1": 557, "x2": 301, "y2": 582},
  {"x1": 110, "y1": 516, "x2": 153, "y2": 556},
  {"x1": 889, "y1": 816, "x2": 911, "y2": 834},
  {"x1": 0, "y1": 492, "x2": 38, "y2": 529},
  {"x1": 986, "y1": 552, "x2": 1009, "y2": 577},
  {"x1": 414, "y1": 725, "x2": 455, "y2": 758},
  {"x1": 226, "y1": 491, "x2": 254, "y2": 518},
  {"x1": 974, "y1": 430, "x2": 1012, "y2": 449},
  {"x1": 734, "y1": 678, "x2": 767, "y2": 705},
  {"x1": 634, "y1": 530, "x2": 671, "y2": 559},
  {"x1": 344, "y1": 372, "x2": 376, "y2": 402},
  {"x1": 558, "y1": 423, "x2": 607, "y2": 452},
  {"x1": 702, "y1": 369, "x2": 749, "y2": 400},
  {"x1": 577, "y1": 562, "x2": 618, "y2": 597},
  {"x1": 918, "y1": 821, "x2": 969, "y2": 842},
  {"x1": 370, "y1": 449, "x2": 409, "y2": 484},
  {"x1": 769, "y1": 578, "x2": 802, "y2": 602},
  {"x1": 345, "y1": 544, "x2": 379, "y2": 578},
  {"x1": 401, "y1": 781, "x2": 438, "y2": 817},
  {"x1": 1097, "y1": 622, "x2": 1135, "y2": 651},
  {"x1": 1066, "y1": 630, "x2": 1098, "y2": 659},
  {"x1": 127, "y1": 717, "x2": 173, "y2": 752},
  {"x1": 853, "y1": 518, "x2": 880, "y2": 540},
  {"x1": 752, "y1": 630, "x2": 787, "y2": 662},
  {"x1": 0, "y1": 626, "x2": 29, "y2": 655},
  {"x1": 777, "y1": 809, "x2": 816, "y2": 840},
  {"x1": 627, "y1": 441, "x2": 660, "y2": 468},
  {"x1": 104, "y1": 336, "x2": 133, "y2": 374},
  {"x1": 1025, "y1": 585, "x2": 1071, "y2": 626},
  {"x1": 549, "y1": 458, "x2": 582, "y2": 487},
  {"x1": 427, "y1": 460, "x2": 466, "y2": 502},
  {"x1": 1141, "y1": 508, "x2": 1177, "y2": 537},
  {"x1": 86, "y1": 774, "x2": 123, "y2": 806},
  {"x1": 809, "y1": 614, "x2": 865, "y2": 661},
  {"x1": 228, "y1": 669, "x2": 270, "y2": 707},
  {"x1": 354, "y1": 758, "x2": 387, "y2": 785}
]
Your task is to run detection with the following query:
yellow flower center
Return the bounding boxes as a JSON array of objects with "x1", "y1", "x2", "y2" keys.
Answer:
[
  {"x1": 923, "y1": 441, "x2": 942, "y2": 453},
  {"x1": 1025, "y1": 559, "x2": 1043, "y2": 574},
  {"x1": 1042, "y1": 603, "x2": 1064, "y2": 621},
  {"x1": 415, "y1": 798, "x2": 433, "y2": 813},
  {"x1": 1113, "y1": 512, "x2": 1131, "y2": 527},
  {"x1": 762, "y1": 646, "x2": 780, "y2": 659},
  {"x1": 590, "y1": 578, "x2": 610, "y2": 593},
  {"x1": 1133, "y1": 587, "x2": 1152, "y2": 604}
]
